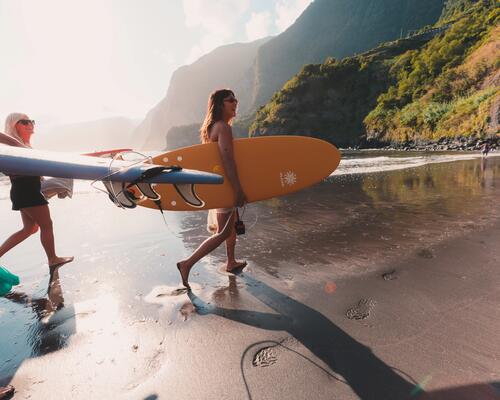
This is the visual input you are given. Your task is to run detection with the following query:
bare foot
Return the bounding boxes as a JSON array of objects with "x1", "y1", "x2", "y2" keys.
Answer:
[
  {"x1": 226, "y1": 261, "x2": 247, "y2": 273},
  {"x1": 49, "y1": 256, "x2": 74, "y2": 269},
  {"x1": 0, "y1": 385, "x2": 14, "y2": 399},
  {"x1": 177, "y1": 261, "x2": 191, "y2": 289}
]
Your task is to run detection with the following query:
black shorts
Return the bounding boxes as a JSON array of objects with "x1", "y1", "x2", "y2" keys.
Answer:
[{"x1": 10, "y1": 176, "x2": 48, "y2": 211}]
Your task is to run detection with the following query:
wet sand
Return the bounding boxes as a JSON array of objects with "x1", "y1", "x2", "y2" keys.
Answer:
[{"x1": 0, "y1": 154, "x2": 499, "y2": 399}]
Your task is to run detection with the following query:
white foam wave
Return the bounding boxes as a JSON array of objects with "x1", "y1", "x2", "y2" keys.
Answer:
[{"x1": 332, "y1": 152, "x2": 498, "y2": 176}]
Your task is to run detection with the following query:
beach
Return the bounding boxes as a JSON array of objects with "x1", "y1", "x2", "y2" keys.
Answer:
[{"x1": 0, "y1": 152, "x2": 499, "y2": 399}]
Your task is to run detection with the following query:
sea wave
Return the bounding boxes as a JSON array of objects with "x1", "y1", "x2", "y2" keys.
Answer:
[{"x1": 332, "y1": 151, "x2": 498, "y2": 176}]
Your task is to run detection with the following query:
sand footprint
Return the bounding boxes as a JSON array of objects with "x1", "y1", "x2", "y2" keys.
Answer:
[
  {"x1": 382, "y1": 270, "x2": 397, "y2": 281},
  {"x1": 346, "y1": 298, "x2": 376, "y2": 320},
  {"x1": 253, "y1": 346, "x2": 278, "y2": 367}
]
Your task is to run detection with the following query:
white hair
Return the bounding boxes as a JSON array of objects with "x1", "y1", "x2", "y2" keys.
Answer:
[{"x1": 4, "y1": 112, "x2": 30, "y2": 147}]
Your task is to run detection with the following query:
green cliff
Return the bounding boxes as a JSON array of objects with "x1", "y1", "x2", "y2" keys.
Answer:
[{"x1": 250, "y1": 0, "x2": 499, "y2": 147}]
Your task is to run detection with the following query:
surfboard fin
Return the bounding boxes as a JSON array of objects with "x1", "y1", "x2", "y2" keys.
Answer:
[
  {"x1": 103, "y1": 181, "x2": 138, "y2": 209},
  {"x1": 103, "y1": 179, "x2": 164, "y2": 209},
  {"x1": 173, "y1": 183, "x2": 205, "y2": 208},
  {"x1": 133, "y1": 182, "x2": 161, "y2": 201},
  {"x1": 103, "y1": 165, "x2": 206, "y2": 210}
]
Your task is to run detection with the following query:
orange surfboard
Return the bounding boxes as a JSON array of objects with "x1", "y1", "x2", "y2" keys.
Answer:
[{"x1": 139, "y1": 136, "x2": 341, "y2": 211}]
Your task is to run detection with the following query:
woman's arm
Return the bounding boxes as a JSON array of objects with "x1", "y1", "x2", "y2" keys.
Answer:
[
  {"x1": 214, "y1": 123, "x2": 247, "y2": 207},
  {"x1": 0, "y1": 132, "x2": 24, "y2": 147}
]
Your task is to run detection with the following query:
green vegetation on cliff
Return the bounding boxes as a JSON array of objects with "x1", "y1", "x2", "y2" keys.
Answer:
[
  {"x1": 250, "y1": 0, "x2": 499, "y2": 146},
  {"x1": 249, "y1": 0, "x2": 444, "y2": 113},
  {"x1": 365, "y1": 0, "x2": 499, "y2": 142},
  {"x1": 440, "y1": 0, "x2": 482, "y2": 20}
]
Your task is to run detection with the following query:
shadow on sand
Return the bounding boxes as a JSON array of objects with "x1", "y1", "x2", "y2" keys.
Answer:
[
  {"x1": 187, "y1": 273, "x2": 500, "y2": 400},
  {"x1": 188, "y1": 272, "x2": 416, "y2": 399}
]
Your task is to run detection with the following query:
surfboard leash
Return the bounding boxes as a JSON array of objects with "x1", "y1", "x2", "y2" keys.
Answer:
[
  {"x1": 237, "y1": 205, "x2": 259, "y2": 231},
  {"x1": 154, "y1": 198, "x2": 168, "y2": 226},
  {"x1": 91, "y1": 150, "x2": 154, "y2": 208}
]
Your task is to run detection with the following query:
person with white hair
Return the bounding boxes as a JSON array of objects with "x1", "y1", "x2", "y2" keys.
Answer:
[{"x1": 0, "y1": 113, "x2": 73, "y2": 269}]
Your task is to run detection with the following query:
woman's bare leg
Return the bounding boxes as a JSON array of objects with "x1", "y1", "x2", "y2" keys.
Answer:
[
  {"x1": 222, "y1": 211, "x2": 246, "y2": 272},
  {"x1": 0, "y1": 210, "x2": 38, "y2": 258},
  {"x1": 21, "y1": 205, "x2": 73, "y2": 267},
  {"x1": 177, "y1": 211, "x2": 235, "y2": 288}
]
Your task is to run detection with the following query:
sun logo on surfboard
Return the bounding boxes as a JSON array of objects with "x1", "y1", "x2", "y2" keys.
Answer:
[{"x1": 280, "y1": 171, "x2": 297, "y2": 187}]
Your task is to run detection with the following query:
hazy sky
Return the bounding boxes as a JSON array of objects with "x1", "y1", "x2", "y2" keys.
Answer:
[{"x1": 0, "y1": 0, "x2": 312, "y2": 130}]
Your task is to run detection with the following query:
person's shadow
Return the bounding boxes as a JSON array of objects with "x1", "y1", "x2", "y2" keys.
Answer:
[
  {"x1": 188, "y1": 272, "x2": 417, "y2": 400},
  {"x1": 1, "y1": 267, "x2": 76, "y2": 387}
]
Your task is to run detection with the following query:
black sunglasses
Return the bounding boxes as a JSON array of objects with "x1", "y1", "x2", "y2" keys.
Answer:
[{"x1": 17, "y1": 119, "x2": 35, "y2": 126}]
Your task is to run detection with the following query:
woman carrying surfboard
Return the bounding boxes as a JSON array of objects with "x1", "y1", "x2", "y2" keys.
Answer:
[
  {"x1": 0, "y1": 113, "x2": 73, "y2": 270},
  {"x1": 177, "y1": 89, "x2": 247, "y2": 289}
]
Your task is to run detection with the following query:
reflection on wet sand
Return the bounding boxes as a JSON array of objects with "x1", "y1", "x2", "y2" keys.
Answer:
[
  {"x1": 1, "y1": 267, "x2": 75, "y2": 386},
  {"x1": 177, "y1": 157, "x2": 500, "y2": 281},
  {"x1": 361, "y1": 158, "x2": 499, "y2": 212},
  {"x1": 5, "y1": 267, "x2": 74, "y2": 354},
  {"x1": 212, "y1": 275, "x2": 241, "y2": 304}
]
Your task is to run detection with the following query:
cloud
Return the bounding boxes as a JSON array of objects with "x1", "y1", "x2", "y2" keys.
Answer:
[
  {"x1": 245, "y1": 11, "x2": 273, "y2": 41},
  {"x1": 182, "y1": 0, "x2": 250, "y2": 63},
  {"x1": 275, "y1": 0, "x2": 312, "y2": 32},
  {"x1": 181, "y1": 0, "x2": 312, "y2": 64}
]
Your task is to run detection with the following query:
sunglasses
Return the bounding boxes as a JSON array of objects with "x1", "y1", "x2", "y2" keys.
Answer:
[
  {"x1": 224, "y1": 97, "x2": 238, "y2": 104},
  {"x1": 17, "y1": 119, "x2": 35, "y2": 126}
]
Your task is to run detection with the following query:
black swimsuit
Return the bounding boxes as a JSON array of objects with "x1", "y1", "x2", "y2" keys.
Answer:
[{"x1": 9, "y1": 176, "x2": 48, "y2": 211}]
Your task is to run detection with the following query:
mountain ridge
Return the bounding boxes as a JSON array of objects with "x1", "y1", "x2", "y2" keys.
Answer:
[{"x1": 249, "y1": 0, "x2": 498, "y2": 148}]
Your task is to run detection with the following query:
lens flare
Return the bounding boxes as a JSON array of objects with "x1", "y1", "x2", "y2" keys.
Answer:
[{"x1": 324, "y1": 281, "x2": 336, "y2": 294}]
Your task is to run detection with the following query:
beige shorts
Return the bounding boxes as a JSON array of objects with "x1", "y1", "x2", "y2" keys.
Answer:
[
  {"x1": 207, "y1": 208, "x2": 234, "y2": 233},
  {"x1": 216, "y1": 208, "x2": 234, "y2": 214}
]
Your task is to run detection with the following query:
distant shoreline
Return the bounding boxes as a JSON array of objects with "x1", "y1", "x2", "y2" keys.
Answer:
[
  {"x1": 340, "y1": 147, "x2": 498, "y2": 154},
  {"x1": 344, "y1": 135, "x2": 499, "y2": 152}
]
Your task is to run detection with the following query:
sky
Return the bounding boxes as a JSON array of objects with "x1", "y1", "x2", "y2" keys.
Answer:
[{"x1": 0, "y1": 0, "x2": 312, "y2": 131}]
